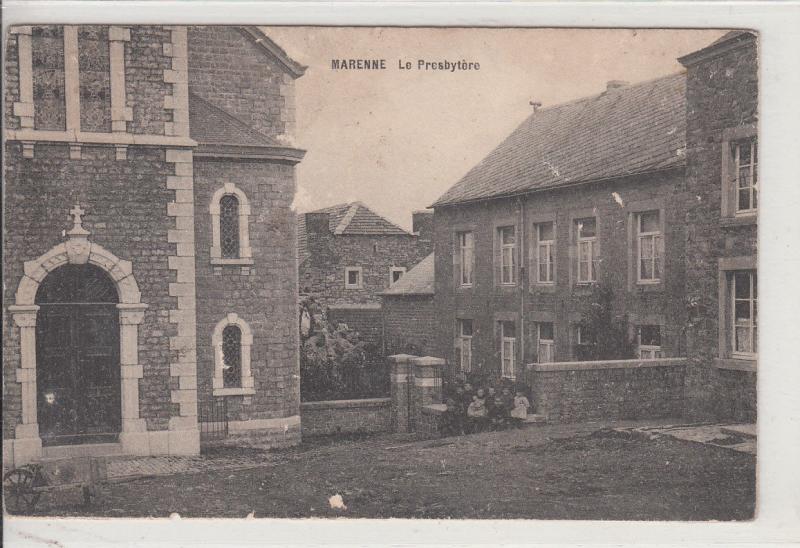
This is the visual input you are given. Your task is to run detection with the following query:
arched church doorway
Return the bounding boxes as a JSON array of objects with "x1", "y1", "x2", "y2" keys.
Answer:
[{"x1": 35, "y1": 264, "x2": 121, "y2": 446}]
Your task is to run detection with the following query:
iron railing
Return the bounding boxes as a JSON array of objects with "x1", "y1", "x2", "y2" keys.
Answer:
[{"x1": 198, "y1": 397, "x2": 229, "y2": 442}]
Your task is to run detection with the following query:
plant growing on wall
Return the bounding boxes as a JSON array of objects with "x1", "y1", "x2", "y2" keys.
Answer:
[
  {"x1": 299, "y1": 294, "x2": 387, "y2": 401},
  {"x1": 575, "y1": 284, "x2": 636, "y2": 361}
]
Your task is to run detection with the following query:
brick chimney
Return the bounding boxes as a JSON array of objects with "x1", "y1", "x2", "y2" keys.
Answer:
[
  {"x1": 304, "y1": 212, "x2": 333, "y2": 260},
  {"x1": 606, "y1": 80, "x2": 629, "y2": 91},
  {"x1": 412, "y1": 209, "x2": 434, "y2": 246}
]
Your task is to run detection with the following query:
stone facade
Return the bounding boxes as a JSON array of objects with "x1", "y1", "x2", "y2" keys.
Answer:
[
  {"x1": 432, "y1": 169, "x2": 689, "y2": 381},
  {"x1": 679, "y1": 32, "x2": 758, "y2": 422},
  {"x1": 3, "y1": 25, "x2": 305, "y2": 466},
  {"x1": 299, "y1": 207, "x2": 433, "y2": 308},
  {"x1": 299, "y1": 398, "x2": 392, "y2": 437},
  {"x1": 382, "y1": 295, "x2": 436, "y2": 356}
]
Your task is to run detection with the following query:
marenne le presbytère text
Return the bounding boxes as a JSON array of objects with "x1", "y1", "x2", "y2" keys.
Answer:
[{"x1": 330, "y1": 58, "x2": 481, "y2": 71}]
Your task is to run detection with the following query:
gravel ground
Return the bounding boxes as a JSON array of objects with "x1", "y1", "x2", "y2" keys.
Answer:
[{"x1": 10, "y1": 423, "x2": 755, "y2": 520}]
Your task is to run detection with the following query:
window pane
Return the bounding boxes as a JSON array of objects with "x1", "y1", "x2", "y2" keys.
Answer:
[
  {"x1": 640, "y1": 325, "x2": 661, "y2": 346},
  {"x1": 79, "y1": 26, "x2": 112, "y2": 132},
  {"x1": 502, "y1": 321, "x2": 516, "y2": 338},
  {"x1": 738, "y1": 142, "x2": 752, "y2": 165},
  {"x1": 539, "y1": 322, "x2": 554, "y2": 340},
  {"x1": 577, "y1": 218, "x2": 596, "y2": 238},
  {"x1": 219, "y1": 195, "x2": 240, "y2": 258},
  {"x1": 347, "y1": 270, "x2": 359, "y2": 285},
  {"x1": 735, "y1": 326, "x2": 752, "y2": 353},
  {"x1": 32, "y1": 26, "x2": 67, "y2": 131},
  {"x1": 734, "y1": 272, "x2": 752, "y2": 299},
  {"x1": 538, "y1": 222, "x2": 554, "y2": 241},
  {"x1": 735, "y1": 300, "x2": 751, "y2": 320},
  {"x1": 461, "y1": 319, "x2": 473, "y2": 336},
  {"x1": 639, "y1": 210, "x2": 659, "y2": 233},
  {"x1": 222, "y1": 325, "x2": 242, "y2": 388},
  {"x1": 500, "y1": 226, "x2": 515, "y2": 245}
]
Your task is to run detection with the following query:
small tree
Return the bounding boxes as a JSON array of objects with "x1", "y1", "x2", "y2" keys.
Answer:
[{"x1": 575, "y1": 284, "x2": 636, "y2": 360}]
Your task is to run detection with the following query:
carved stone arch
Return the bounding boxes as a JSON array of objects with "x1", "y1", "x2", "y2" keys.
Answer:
[
  {"x1": 7, "y1": 239, "x2": 148, "y2": 465},
  {"x1": 209, "y1": 181, "x2": 253, "y2": 263},
  {"x1": 15, "y1": 241, "x2": 142, "y2": 305}
]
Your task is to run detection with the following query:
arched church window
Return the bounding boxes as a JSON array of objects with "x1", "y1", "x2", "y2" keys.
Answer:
[
  {"x1": 222, "y1": 324, "x2": 242, "y2": 388},
  {"x1": 209, "y1": 182, "x2": 252, "y2": 265},
  {"x1": 219, "y1": 195, "x2": 241, "y2": 259}
]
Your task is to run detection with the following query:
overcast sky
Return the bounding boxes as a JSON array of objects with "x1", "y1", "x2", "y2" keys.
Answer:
[{"x1": 263, "y1": 27, "x2": 725, "y2": 230}]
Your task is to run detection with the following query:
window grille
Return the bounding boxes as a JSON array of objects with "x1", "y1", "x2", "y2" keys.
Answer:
[
  {"x1": 222, "y1": 324, "x2": 242, "y2": 388},
  {"x1": 78, "y1": 26, "x2": 112, "y2": 132},
  {"x1": 219, "y1": 195, "x2": 240, "y2": 259},
  {"x1": 32, "y1": 26, "x2": 66, "y2": 130}
]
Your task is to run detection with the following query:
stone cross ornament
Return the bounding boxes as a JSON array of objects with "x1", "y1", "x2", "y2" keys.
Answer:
[{"x1": 65, "y1": 203, "x2": 91, "y2": 264}]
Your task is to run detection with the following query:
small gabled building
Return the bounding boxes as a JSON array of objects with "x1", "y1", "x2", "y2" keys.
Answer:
[
  {"x1": 297, "y1": 202, "x2": 433, "y2": 345},
  {"x1": 430, "y1": 73, "x2": 691, "y2": 381},
  {"x1": 379, "y1": 252, "x2": 436, "y2": 356}
]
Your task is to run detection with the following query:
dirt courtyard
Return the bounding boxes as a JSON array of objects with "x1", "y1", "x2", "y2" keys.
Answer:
[{"x1": 12, "y1": 422, "x2": 755, "y2": 520}]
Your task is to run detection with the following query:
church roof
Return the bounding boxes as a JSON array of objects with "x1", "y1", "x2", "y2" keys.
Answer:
[
  {"x1": 297, "y1": 202, "x2": 411, "y2": 263},
  {"x1": 431, "y1": 72, "x2": 687, "y2": 207},
  {"x1": 189, "y1": 92, "x2": 281, "y2": 148},
  {"x1": 379, "y1": 253, "x2": 435, "y2": 296}
]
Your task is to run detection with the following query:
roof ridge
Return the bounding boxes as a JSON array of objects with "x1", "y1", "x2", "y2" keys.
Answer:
[{"x1": 358, "y1": 204, "x2": 412, "y2": 235}]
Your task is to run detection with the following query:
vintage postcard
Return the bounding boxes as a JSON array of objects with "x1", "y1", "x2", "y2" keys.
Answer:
[{"x1": 1, "y1": 18, "x2": 767, "y2": 534}]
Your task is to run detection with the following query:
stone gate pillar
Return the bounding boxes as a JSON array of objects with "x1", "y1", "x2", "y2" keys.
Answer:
[
  {"x1": 411, "y1": 356, "x2": 445, "y2": 430},
  {"x1": 388, "y1": 354, "x2": 414, "y2": 433}
]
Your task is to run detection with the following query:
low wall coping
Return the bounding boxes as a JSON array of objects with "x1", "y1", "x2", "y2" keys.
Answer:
[
  {"x1": 300, "y1": 397, "x2": 391, "y2": 410},
  {"x1": 530, "y1": 357, "x2": 688, "y2": 372},
  {"x1": 411, "y1": 356, "x2": 446, "y2": 366},
  {"x1": 421, "y1": 404, "x2": 447, "y2": 415}
]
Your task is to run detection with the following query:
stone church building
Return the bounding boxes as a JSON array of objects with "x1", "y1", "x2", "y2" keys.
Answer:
[{"x1": 3, "y1": 25, "x2": 305, "y2": 466}]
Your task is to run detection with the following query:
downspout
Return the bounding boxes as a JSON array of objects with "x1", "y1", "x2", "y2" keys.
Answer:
[{"x1": 517, "y1": 196, "x2": 526, "y2": 378}]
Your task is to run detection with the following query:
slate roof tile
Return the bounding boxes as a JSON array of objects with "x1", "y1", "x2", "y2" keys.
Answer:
[
  {"x1": 379, "y1": 253, "x2": 435, "y2": 296},
  {"x1": 431, "y1": 72, "x2": 687, "y2": 207}
]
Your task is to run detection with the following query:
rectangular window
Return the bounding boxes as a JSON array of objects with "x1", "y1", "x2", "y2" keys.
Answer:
[
  {"x1": 537, "y1": 322, "x2": 555, "y2": 363},
  {"x1": 498, "y1": 226, "x2": 517, "y2": 285},
  {"x1": 637, "y1": 210, "x2": 662, "y2": 283},
  {"x1": 500, "y1": 321, "x2": 516, "y2": 378},
  {"x1": 390, "y1": 267, "x2": 406, "y2": 286},
  {"x1": 457, "y1": 231, "x2": 474, "y2": 286},
  {"x1": 734, "y1": 140, "x2": 758, "y2": 214},
  {"x1": 535, "y1": 222, "x2": 555, "y2": 284},
  {"x1": 732, "y1": 270, "x2": 757, "y2": 357},
  {"x1": 638, "y1": 325, "x2": 663, "y2": 359},
  {"x1": 344, "y1": 267, "x2": 362, "y2": 289},
  {"x1": 576, "y1": 217, "x2": 598, "y2": 283},
  {"x1": 458, "y1": 319, "x2": 473, "y2": 373}
]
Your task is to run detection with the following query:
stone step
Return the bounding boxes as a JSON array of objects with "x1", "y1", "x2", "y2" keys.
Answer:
[
  {"x1": 523, "y1": 414, "x2": 547, "y2": 424},
  {"x1": 42, "y1": 442, "x2": 123, "y2": 460}
]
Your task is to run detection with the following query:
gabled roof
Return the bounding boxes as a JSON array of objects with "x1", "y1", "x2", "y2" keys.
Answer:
[
  {"x1": 297, "y1": 202, "x2": 411, "y2": 263},
  {"x1": 379, "y1": 253, "x2": 435, "y2": 296},
  {"x1": 678, "y1": 30, "x2": 756, "y2": 67},
  {"x1": 240, "y1": 27, "x2": 306, "y2": 78},
  {"x1": 189, "y1": 92, "x2": 281, "y2": 147},
  {"x1": 431, "y1": 72, "x2": 687, "y2": 207}
]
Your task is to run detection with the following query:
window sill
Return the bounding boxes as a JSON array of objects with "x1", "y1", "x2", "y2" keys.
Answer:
[
  {"x1": 720, "y1": 214, "x2": 757, "y2": 228},
  {"x1": 344, "y1": 286, "x2": 363, "y2": 290},
  {"x1": 714, "y1": 358, "x2": 757, "y2": 372},
  {"x1": 633, "y1": 281, "x2": 664, "y2": 292},
  {"x1": 531, "y1": 283, "x2": 557, "y2": 293},
  {"x1": 211, "y1": 257, "x2": 254, "y2": 266},
  {"x1": 213, "y1": 387, "x2": 256, "y2": 397}
]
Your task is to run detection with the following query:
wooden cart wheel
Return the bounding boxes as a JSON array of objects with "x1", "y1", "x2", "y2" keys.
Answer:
[{"x1": 3, "y1": 467, "x2": 42, "y2": 514}]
